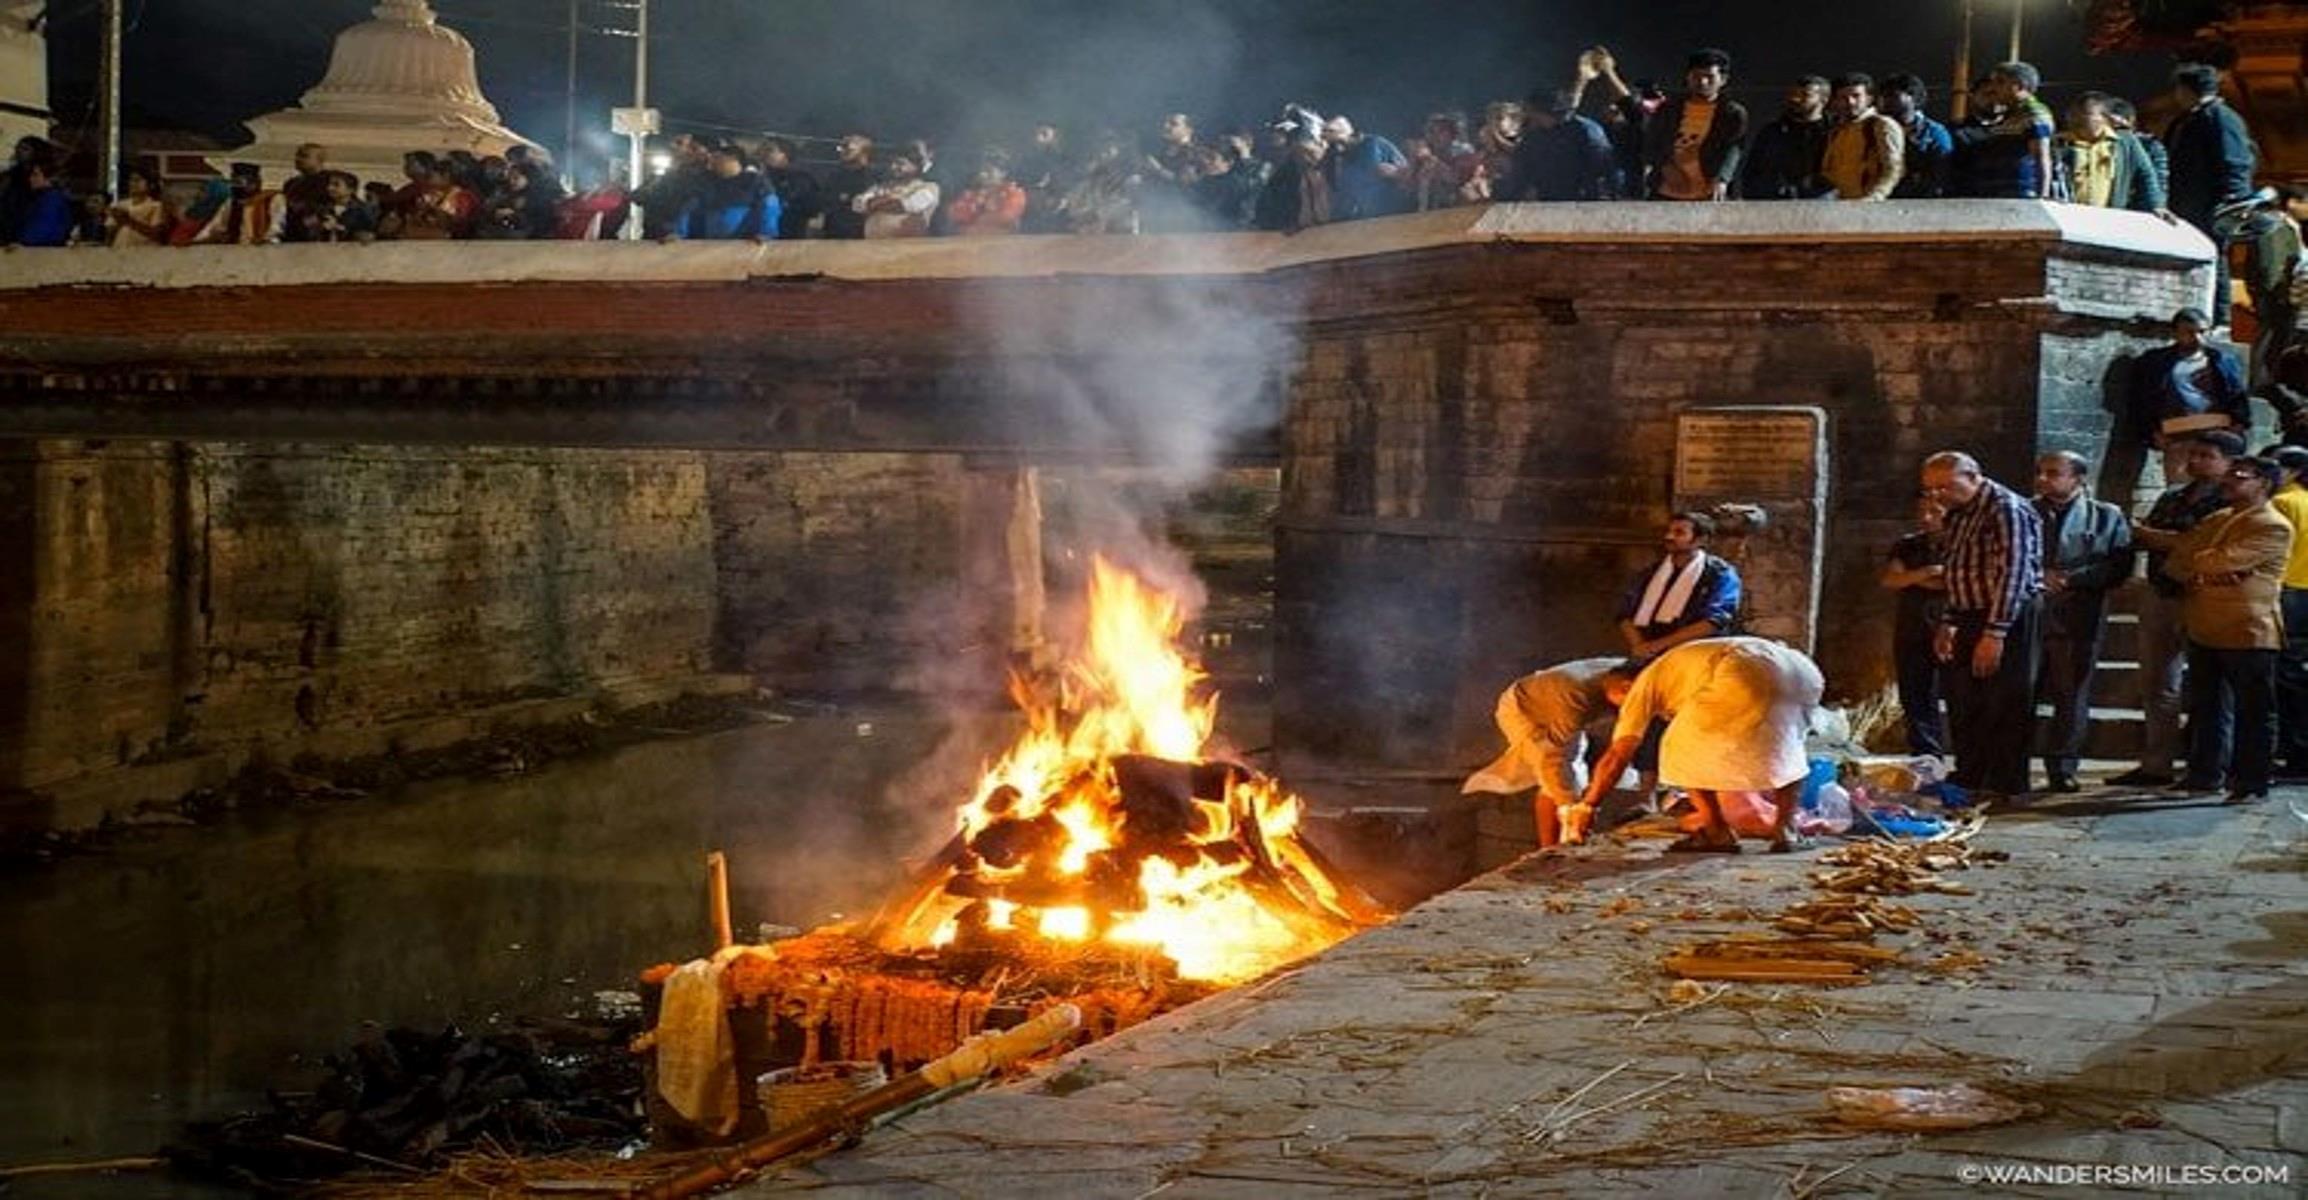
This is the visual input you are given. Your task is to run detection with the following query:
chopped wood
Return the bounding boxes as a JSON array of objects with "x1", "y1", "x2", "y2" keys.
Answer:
[
  {"x1": 1661, "y1": 962, "x2": 1868, "y2": 985},
  {"x1": 1663, "y1": 934, "x2": 1902, "y2": 986}
]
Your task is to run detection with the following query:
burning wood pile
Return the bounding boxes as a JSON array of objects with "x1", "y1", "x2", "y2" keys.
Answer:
[{"x1": 643, "y1": 558, "x2": 1385, "y2": 1142}]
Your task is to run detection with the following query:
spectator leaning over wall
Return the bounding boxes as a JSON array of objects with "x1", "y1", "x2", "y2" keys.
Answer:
[
  {"x1": 1955, "y1": 62, "x2": 2055, "y2": 200},
  {"x1": 1642, "y1": 48, "x2": 1748, "y2": 201},
  {"x1": 2063, "y1": 91, "x2": 2165, "y2": 214},
  {"x1": 1822, "y1": 72, "x2": 1905, "y2": 201},
  {"x1": 1742, "y1": 75, "x2": 1831, "y2": 201},
  {"x1": 678, "y1": 142, "x2": 780, "y2": 241},
  {"x1": 2165, "y1": 61, "x2": 2257, "y2": 326},
  {"x1": 1883, "y1": 73, "x2": 1953, "y2": 199}
]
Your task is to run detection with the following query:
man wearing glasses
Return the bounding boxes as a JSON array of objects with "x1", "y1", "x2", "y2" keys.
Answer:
[
  {"x1": 2136, "y1": 456, "x2": 2295, "y2": 803},
  {"x1": 1919, "y1": 451, "x2": 2044, "y2": 800}
]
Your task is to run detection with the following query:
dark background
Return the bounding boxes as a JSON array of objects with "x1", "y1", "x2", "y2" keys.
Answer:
[{"x1": 42, "y1": 0, "x2": 2185, "y2": 163}]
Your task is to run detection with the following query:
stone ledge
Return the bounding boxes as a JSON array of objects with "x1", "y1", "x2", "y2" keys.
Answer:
[
  {"x1": 0, "y1": 201, "x2": 2210, "y2": 293},
  {"x1": 4, "y1": 671, "x2": 756, "y2": 833}
]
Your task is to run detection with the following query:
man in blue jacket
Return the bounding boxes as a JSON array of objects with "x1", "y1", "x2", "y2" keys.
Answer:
[
  {"x1": 678, "y1": 142, "x2": 780, "y2": 242},
  {"x1": 1618, "y1": 512, "x2": 1743, "y2": 662},
  {"x1": 2132, "y1": 307, "x2": 2250, "y2": 448},
  {"x1": 2165, "y1": 62, "x2": 2257, "y2": 324},
  {"x1": 1504, "y1": 89, "x2": 1617, "y2": 201}
]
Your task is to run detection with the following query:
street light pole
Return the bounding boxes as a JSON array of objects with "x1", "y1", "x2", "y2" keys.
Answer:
[
  {"x1": 564, "y1": 0, "x2": 579, "y2": 182},
  {"x1": 1953, "y1": 0, "x2": 1975, "y2": 121},
  {"x1": 97, "y1": 0, "x2": 122, "y2": 196},
  {"x1": 2008, "y1": 0, "x2": 2025, "y2": 61},
  {"x1": 626, "y1": 0, "x2": 648, "y2": 194}
]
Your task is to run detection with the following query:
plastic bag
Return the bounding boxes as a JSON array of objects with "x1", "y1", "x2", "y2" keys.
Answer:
[
  {"x1": 1826, "y1": 1084, "x2": 2034, "y2": 1131},
  {"x1": 1806, "y1": 782, "x2": 1855, "y2": 835}
]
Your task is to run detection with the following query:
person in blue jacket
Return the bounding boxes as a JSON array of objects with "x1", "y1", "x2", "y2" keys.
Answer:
[
  {"x1": 677, "y1": 142, "x2": 780, "y2": 241},
  {"x1": 12, "y1": 160, "x2": 74, "y2": 247}
]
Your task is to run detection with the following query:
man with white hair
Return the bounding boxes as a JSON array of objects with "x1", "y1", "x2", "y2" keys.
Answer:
[
  {"x1": 1321, "y1": 114, "x2": 1408, "y2": 221},
  {"x1": 1921, "y1": 450, "x2": 2045, "y2": 797}
]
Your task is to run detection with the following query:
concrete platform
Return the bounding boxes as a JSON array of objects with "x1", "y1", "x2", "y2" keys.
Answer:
[{"x1": 756, "y1": 790, "x2": 2308, "y2": 1197}]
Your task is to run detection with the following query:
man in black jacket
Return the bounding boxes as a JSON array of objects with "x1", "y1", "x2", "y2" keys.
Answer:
[
  {"x1": 758, "y1": 140, "x2": 822, "y2": 241},
  {"x1": 2165, "y1": 62, "x2": 2257, "y2": 324},
  {"x1": 821, "y1": 135, "x2": 879, "y2": 240},
  {"x1": 2032, "y1": 452, "x2": 2135, "y2": 792},
  {"x1": 1742, "y1": 76, "x2": 1831, "y2": 200},
  {"x1": 1642, "y1": 48, "x2": 1749, "y2": 201}
]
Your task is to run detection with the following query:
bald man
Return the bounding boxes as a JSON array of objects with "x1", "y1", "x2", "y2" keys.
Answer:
[{"x1": 1922, "y1": 451, "x2": 2045, "y2": 797}]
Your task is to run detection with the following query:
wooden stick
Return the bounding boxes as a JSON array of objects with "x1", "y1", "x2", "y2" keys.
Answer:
[
  {"x1": 0, "y1": 1156, "x2": 166, "y2": 1179},
  {"x1": 278, "y1": 1134, "x2": 423, "y2": 1175},
  {"x1": 705, "y1": 850, "x2": 734, "y2": 951}
]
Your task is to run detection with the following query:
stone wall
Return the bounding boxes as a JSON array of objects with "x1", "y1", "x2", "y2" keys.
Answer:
[
  {"x1": 0, "y1": 441, "x2": 1048, "y2": 830},
  {"x1": 708, "y1": 452, "x2": 1028, "y2": 699},
  {"x1": 0, "y1": 441, "x2": 723, "y2": 827}
]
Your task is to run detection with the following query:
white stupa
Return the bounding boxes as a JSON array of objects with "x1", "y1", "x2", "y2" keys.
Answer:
[
  {"x1": 0, "y1": 2, "x2": 50, "y2": 149},
  {"x1": 221, "y1": 0, "x2": 537, "y2": 186}
]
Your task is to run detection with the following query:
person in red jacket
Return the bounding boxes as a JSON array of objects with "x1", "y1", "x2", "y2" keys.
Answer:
[{"x1": 946, "y1": 159, "x2": 1028, "y2": 236}]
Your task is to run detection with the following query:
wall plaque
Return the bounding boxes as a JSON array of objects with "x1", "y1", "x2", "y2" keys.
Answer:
[{"x1": 1674, "y1": 411, "x2": 1822, "y2": 499}]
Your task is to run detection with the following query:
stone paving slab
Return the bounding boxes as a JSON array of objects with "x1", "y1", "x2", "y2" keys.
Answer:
[{"x1": 755, "y1": 794, "x2": 2308, "y2": 1197}]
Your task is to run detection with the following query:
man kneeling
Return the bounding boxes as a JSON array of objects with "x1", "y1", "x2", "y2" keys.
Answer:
[{"x1": 1564, "y1": 636, "x2": 1825, "y2": 852}]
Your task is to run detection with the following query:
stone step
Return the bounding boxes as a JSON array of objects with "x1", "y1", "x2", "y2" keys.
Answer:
[
  {"x1": 2086, "y1": 660, "x2": 2143, "y2": 709},
  {"x1": 2034, "y1": 705, "x2": 2147, "y2": 759}
]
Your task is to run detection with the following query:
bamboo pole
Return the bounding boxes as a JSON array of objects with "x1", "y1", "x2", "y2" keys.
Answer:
[{"x1": 705, "y1": 851, "x2": 734, "y2": 951}]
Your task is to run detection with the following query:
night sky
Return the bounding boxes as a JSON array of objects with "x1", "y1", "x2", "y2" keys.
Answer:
[{"x1": 44, "y1": 0, "x2": 2183, "y2": 164}]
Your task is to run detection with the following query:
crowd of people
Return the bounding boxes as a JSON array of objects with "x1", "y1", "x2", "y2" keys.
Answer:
[
  {"x1": 0, "y1": 46, "x2": 2259, "y2": 267},
  {"x1": 1889, "y1": 429, "x2": 2304, "y2": 810}
]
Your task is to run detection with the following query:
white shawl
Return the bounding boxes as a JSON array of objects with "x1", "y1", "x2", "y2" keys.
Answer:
[{"x1": 1632, "y1": 553, "x2": 1709, "y2": 629}]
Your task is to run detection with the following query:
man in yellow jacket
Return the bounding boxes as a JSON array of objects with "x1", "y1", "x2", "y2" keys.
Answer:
[
  {"x1": 2268, "y1": 446, "x2": 2308, "y2": 775},
  {"x1": 2140, "y1": 455, "x2": 2295, "y2": 802}
]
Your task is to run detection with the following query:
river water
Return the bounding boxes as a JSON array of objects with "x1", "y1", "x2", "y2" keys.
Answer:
[{"x1": 0, "y1": 712, "x2": 1011, "y2": 1196}]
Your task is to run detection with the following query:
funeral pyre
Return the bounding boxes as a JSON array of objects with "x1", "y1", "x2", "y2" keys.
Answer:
[{"x1": 643, "y1": 558, "x2": 1387, "y2": 1142}]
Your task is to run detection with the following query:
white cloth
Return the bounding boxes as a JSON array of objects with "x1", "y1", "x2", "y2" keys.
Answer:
[
  {"x1": 1612, "y1": 637, "x2": 1823, "y2": 792},
  {"x1": 653, "y1": 957, "x2": 738, "y2": 1136},
  {"x1": 1462, "y1": 658, "x2": 1620, "y2": 801},
  {"x1": 1631, "y1": 553, "x2": 1708, "y2": 629}
]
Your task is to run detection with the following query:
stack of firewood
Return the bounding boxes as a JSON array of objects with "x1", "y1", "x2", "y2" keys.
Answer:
[{"x1": 1811, "y1": 815, "x2": 1992, "y2": 897}]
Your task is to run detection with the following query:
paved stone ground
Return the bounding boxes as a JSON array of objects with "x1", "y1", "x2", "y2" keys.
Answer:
[{"x1": 756, "y1": 789, "x2": 2308, "y2": 1198}]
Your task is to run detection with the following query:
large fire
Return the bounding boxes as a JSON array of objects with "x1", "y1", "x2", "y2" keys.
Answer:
[{"x1": 870, "y1": 557, "x2": 1379, "y2": 984}]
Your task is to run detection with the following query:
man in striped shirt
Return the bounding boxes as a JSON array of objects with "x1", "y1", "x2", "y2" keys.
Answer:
[{"x1": 1922, "y1": 451, "x2": 2046, "y2": 797}]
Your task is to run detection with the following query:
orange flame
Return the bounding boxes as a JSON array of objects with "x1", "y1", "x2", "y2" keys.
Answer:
[{"x1": 894, "y1": 557, "x2": 1372, "y2": 984}]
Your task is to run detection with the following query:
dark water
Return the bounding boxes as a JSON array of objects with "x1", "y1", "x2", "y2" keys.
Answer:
[{"x1": 0, "y1": 714, "x2": 1010, "y2": 1196}]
